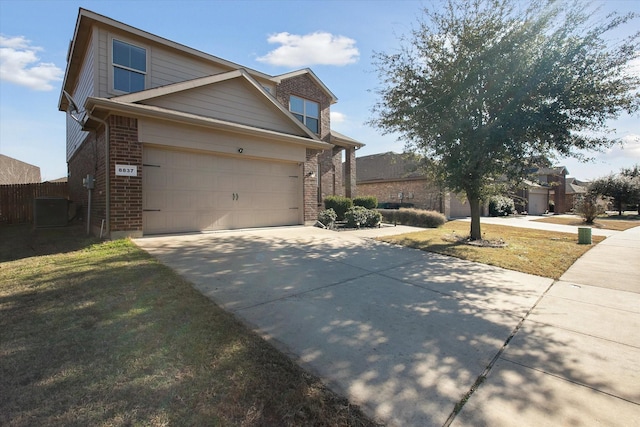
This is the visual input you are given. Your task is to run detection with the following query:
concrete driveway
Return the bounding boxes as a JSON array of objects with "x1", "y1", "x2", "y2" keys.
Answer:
[{"x1": 134, "y1": 225, "x2": 640, "y2": 426}]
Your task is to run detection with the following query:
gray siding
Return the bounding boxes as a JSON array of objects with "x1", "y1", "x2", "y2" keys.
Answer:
[
  {"x1": 94, "y1": 26, "x2": 274, "y2": 98},
  {"x1": 138, "y1": 119, "x2": 306, "y2": 164},
  {"x1": 66, "y1": 29, "x2": 95, "y2": 161},
  {"x1": 142, "y1": 79, "x2": 303, "y2": 135}
]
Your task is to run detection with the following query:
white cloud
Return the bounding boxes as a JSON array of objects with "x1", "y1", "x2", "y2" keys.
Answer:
[
  {"x1": 330, "y1": 111, "x2": 347, "y2": 123},
  {"x1": 0, "y1": 35, "x2": 63, "y2": 91},
  {"x1": 617, "y1": 134, "x2": 640, "y2": 158},
  {"x1": 257, "y1": 31, "x2": 359, "y2": 67}
]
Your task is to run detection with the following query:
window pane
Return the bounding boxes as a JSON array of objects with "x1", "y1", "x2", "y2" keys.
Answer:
[
  {"x1": 305, "y1": 100, "x2": 319, "y2": 118},
  {"x1": 130, "y1": 71, "x2": 145, "y2": 92},
  {"x1": 113, "y1": 40, "x2": 129, "y2": 67},
  {"x1": 292, "y1": 113, "x2": 304, "y2": 123},
  {"x1": 113, "y1": 39, "x2": 146, "y2": 72},
  {"x1": 114, "y1": 68, "x2": 145, "y2": 93},
  {"x1": 290, "y1": 96, "x2": 304, "y2": 114},
  {"x1": 306, "y1": 117, "x2": 319, "y2": 134},
  {"x1": 130, "y1": 45, "x2": 146, "y2": 72},
  {"x1": 114, "y1": 67, "x2": 129, "y2": 92}
]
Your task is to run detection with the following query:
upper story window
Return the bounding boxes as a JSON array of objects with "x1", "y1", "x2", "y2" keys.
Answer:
[
  {"x1": 290, "y1": 95, "x2": 319, "y2": 134},
  {"x1": 113, "y1": 39, "x2": 146, "y2": 93}
]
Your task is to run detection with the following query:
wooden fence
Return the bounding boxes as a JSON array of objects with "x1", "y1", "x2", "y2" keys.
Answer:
[{"x1": 0, "y1": 182, "x2": 69, "y2": 224}]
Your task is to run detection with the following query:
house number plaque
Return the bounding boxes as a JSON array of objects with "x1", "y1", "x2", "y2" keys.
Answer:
[{"x1": 115, "y1": 164, "x2": 138, "y2": 177}]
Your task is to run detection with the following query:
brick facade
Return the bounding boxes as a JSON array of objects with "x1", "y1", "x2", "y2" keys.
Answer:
[
  {"x1": 344, "y1": 147, "x2": 356, "y2": 198},
  {"x1": 67, "y1": 115, "x2": 142, "y2": 238},
  {"x1": 304, "y1": 149, "x2": 321, "y2": 223},
  {"x1": 358, "y1": 179, "x2": 443, "y2": 211},
  {"x1": 275, "y1": 74, "x2": 332, "y2": 141},
  {"x1": 108, "y1": 116, "x2": 142, "y2": 237},
  {"x1": 553, "y1": 174, "x2": 567, "y2": 213},
  {"x1": 68, "y1": 127, "x2": 107, "y2": 234},
  {"x1": 319, "y1": 147, "x2": 343, "y2": 199},
  {"x1": 276, "y1": 74, "x2": 352, "y2": 205}
]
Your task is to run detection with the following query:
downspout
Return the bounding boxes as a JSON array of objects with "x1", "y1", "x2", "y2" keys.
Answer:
[{"x1": 86, "y1": 112, "x2": 110, "y2": 238}]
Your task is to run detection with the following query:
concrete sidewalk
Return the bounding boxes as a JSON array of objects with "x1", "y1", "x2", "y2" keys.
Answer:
[
  {"x1": 135, "y1": 223, "x2": 640, "y2": 426},
  {"x1": 454, "y1": 225, "x2": 640, "y2": 426}
]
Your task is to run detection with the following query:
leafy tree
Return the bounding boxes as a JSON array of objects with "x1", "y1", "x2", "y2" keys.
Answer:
[
  {"x1": 370, "y1": 0, "x2": 639, "y2": 240},
  {"x1": 590, "y1": 172, "x2": 640, "y2": 215},
  {"x1": 621, "y1": 164, "x2": 640, "y2": 214},
  {"x1": 621, "y1": 164, "x2": 640, "y2": 179},
  {"x1": 575, "y1": 192, "x2": 603, "y2": 224}
]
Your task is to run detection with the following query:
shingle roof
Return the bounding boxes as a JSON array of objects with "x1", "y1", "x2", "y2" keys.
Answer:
[
  {"x1": 566, "y1": 177, "x2": 588, "y2": 195},
  {"x1": 534, "y1": 166, "x2": 569, "y2": 176}
]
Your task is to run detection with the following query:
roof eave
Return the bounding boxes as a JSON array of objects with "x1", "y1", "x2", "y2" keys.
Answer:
[{"x1": 84, "y1": 97, "x2": 332, "y2": 150}]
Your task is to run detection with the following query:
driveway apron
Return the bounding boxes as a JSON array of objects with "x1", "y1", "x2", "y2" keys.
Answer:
[{"x1": 136, "y1": 226, "x2": 556, "y2": 426}]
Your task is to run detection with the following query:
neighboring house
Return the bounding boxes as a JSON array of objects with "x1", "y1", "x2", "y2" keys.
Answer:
[
  {"x1": 355, "y1": 152, "x2": 474, "y2": 218},
  {"x1": 513, "y1": 166, "x2": 569, "y2": 214},
  {"x1": 59, "y1": 9, "x2": 363, "y2": 238},
  {"x1": 565, "y1": 177, "x2": 589, "y2": 212},
  {"x1": 0, "y1": 155, "x2": 41, "y2": 184}
]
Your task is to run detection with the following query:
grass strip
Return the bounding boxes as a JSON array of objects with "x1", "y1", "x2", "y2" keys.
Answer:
[
  {"x1": 378, "y1": 221, "x2": 605, "y2": 279},
  {"x1": 532, "y1": 214, "x2": 640, "y2": 231}
]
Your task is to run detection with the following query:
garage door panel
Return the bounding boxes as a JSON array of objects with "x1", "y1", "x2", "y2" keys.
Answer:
[
  {"x1": 213, "y1": 192, "x2": 234, "y2": 210},
  {"x1": 144, "y1": 148, "x2": 167, "y2": 166},
  {"x1": 217, "y1": 174, "x2": 233, "y2": 191},
  {"x1": 143, "y1": 147, "x2": 301, "y2": 234},
  {"x1": 144, "y1": 190, "x2": 166, "y2": 210},
  {"x1": 144, "y1": 167, "x2": 165, "y2": 187}
]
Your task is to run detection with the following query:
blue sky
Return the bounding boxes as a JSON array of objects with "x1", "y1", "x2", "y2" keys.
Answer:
[{"x1": 1, "y1": 0, "x2": 638, "y2": 181}]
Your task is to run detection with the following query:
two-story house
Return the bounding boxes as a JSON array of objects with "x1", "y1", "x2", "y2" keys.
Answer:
[{"x1": 58, "y1": 8, "x2": 363, "y2": 238}]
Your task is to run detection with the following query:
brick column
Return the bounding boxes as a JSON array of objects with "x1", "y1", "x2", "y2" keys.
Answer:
[
  {"x1": 304, "y1": 149, "x2": 320, "y2": 224},
  {"x1": 109, "y1": 115, "x2": 142, "y2": 238},
  {"x1": 344, "y1": 147, "x2": 357, "y2": 198}
]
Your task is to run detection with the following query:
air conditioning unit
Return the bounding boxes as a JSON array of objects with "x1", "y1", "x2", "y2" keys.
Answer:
[{"x1": 34, "y1": 197, "x2": 69, "y2": 228}]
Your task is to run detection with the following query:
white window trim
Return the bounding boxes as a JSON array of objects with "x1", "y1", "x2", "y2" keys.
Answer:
[{"x1": 109, "y1": 35, "x2": 149, "y2": 95}]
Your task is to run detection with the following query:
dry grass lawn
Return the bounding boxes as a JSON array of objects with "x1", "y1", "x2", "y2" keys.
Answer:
[
  {"x1": 0, "y1": 224, "x2": 377, "y2": 427},
  {"x1": 379, "y1": 220, "x2": 605, "y2": 279},
  {"x1": 533, "y1": 214, "x2": 640, "y2": 231}
]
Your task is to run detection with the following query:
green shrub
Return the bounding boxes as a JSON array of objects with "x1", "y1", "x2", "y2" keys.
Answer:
[
  {"x1": 317, "y1": 208, "x2": 337, "y2": 228},
  {"x1": 353, "y1": 196, "x2": 378, "y2": 210},
  {"x1": 378, "y1": 208, "x2": 446, "y2": 228},
  {"x1": 575, "y1": 193, "x2": 604, "y2": 224},
  {"x1": 324, "y1": 196, "x2": 353, "y2": 220},
  {"x1": 345, "y1": 206, "x2": 382, "y2": 228},
  {"x1": 364, "y1": 209, "x2": 383, "y2": 228},
  {"x1": 488, "y1": 195, "x2": 515, "y2": 217}
]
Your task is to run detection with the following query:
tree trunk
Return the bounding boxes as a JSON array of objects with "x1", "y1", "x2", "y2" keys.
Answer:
[
  {"x1": 618, "y1": 198, "x2": 623, "y2": 216},
  {"x1": 469, "y1": 196, "x2": 482, "y2": 240}
]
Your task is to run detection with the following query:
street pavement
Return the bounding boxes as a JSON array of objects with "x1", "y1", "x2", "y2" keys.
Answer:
[{"x1": 134, "y1": 218, "x2": 640, "y2": 426}]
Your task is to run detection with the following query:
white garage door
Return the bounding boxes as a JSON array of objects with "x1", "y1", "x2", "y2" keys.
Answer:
[{"x1": 142, "y1": 147, "x2": 302, "y2": 234}]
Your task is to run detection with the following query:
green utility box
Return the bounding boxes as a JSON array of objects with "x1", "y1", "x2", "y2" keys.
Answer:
[{"x1": 578, "y1": 227, "x2": 592, "y2": 245}]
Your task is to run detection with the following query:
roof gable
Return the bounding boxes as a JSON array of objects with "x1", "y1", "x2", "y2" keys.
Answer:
[
  {"x1": 274, "y1": 69, "x2": 338, "y2": 104},
  {"x1": 60, "y1": 8, "x2": 275, "y2": 111},
  {"x1": 113, "y1": 70, "x2": 318, "y2": 139}
]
